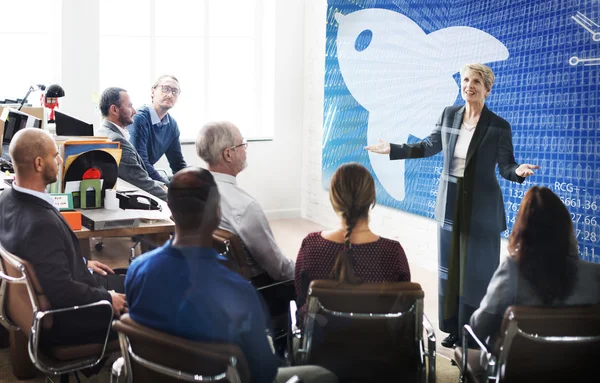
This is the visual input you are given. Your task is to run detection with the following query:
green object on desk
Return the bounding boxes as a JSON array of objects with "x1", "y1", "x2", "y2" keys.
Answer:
[
  {"x1": 79, "y1": 179, "x2": 102, "y2": 209},
  {"x1": 50, "y1": 193, "x2": 74, "y2": 210}
]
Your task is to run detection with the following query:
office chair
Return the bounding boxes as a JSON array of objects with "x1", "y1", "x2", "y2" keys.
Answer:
[
  {"x1": 453, "y1": 305, "x2": 600, "y2": 383},
  {"x1": 0, "y1": 243, "x2": 118, "y2": 382},
  {"x1": 289, "y1": 280, "x2": 436, "y2": 382}
]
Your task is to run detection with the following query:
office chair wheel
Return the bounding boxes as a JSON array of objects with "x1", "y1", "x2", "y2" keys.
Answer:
[{"x1": 95, "y1": 242, "x2": 104, "y2": 251}]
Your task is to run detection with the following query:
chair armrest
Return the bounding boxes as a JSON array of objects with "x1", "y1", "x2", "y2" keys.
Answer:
[
  {"x1": 461, "y1": 324, "x2": 494, "y2": 382},
  {"x1": 287, "y1": 300, "x2": 301, "y2": 365},
  {"x1": 0, "y1": 269, "x2": 26, "y2": 283},
  {"x1": 30, "y1": 300, "x2": 114, "y2": 372},
  {"x1": 111, "y1": 356, "x2": 125, "y2": 382},
  {"x1": 289, "y1": 300, "x2": 300, "y2": 337},
  {"x1": 156, "y1": 168, "x2": 170, "y2": 181},
  {"x1": 423, "y1": 314, "x2": 436, "y2": 383}
]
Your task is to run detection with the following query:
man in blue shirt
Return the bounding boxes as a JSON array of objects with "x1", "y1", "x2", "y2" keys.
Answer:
[
  {"x1": 128, "y1": 75, "x2": 187, "y2": 184},
  {"x1": 125, "y1": 168, "x2": 337, "y2": 383}
]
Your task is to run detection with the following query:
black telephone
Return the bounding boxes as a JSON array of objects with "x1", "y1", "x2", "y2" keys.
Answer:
[
  {"x1": 116, "y1": 192, "x2": 162, "y2": 211},
  {"x1": 0, "y1": 157, "x2": 14, "y2": 173}
]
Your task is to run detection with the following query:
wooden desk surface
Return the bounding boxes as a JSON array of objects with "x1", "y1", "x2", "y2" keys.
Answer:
[
  {"x1": 0, "y1": 174, "x2": 174, "y2": 239},
  {"x1": 73, "y1": 178, "x2": 174, "y2": 238}
]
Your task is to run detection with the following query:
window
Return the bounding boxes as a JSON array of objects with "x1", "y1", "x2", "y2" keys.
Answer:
[
  {"x1": 0, "y1": 0, "x2": 62, "y2": 104},
  {"x1": 99, "y1": 0, "x2": 275, "y2": 141}
]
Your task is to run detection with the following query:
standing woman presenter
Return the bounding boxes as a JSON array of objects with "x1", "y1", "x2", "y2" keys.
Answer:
[{"x1": 365, "y1": 63, "x2": 539, "y2": 348}]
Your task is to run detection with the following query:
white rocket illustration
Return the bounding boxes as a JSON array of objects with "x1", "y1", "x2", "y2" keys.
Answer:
[{"x1": 334, "y1": 9, "x2": 509, "y2": 201}]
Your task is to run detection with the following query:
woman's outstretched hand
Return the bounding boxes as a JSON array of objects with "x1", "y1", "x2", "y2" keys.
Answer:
[
  {"x1": 364, "y1": 139, "x2": 391, "y2": 155},
  {"x1": 516, "y1": 164, "x2": 540, "y2": 178}
]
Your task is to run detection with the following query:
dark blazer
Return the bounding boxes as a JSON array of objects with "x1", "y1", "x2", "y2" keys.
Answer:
[
  {"x1": 470, "y1": 255, "x2": 600, "y2": 346},
  {"x1": 97, "y1": 120, "x2": 167, "y2": 201},
  {"x1": 0, "y1": 188, "x2": 112, "y2": 345},
  {"x1": 390, "y1": 104, "x2": 524, "y2": 234},
  {"x1": 0, "y1": 188, "x2": 110, "y2": 306}
]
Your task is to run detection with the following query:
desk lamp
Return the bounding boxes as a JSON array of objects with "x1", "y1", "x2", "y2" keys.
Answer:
[
  {"x1": 42, "y1": 84, "x2": 65, "y2": 122},
  {"x1": 17, "y1": 84, "x2": 46, "y2": 110}
]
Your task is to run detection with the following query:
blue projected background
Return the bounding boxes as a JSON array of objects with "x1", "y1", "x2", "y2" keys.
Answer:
[{"x1": 322, "y1": 0, "x2": 600, "y2": 263}]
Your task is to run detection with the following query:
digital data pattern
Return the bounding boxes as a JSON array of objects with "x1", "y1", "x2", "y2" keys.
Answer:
[{"x1": 323, "y1": 0, "x2": 600, "y2": 263}]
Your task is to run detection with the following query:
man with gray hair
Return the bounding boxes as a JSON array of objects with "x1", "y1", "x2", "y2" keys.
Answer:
[{"x1": 196, "y1": 121, "x2": 294, "y2": 282}]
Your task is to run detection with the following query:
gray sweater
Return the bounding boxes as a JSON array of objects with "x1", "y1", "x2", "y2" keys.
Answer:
[{"x1": 470, "y1": 255, "x2": 600, "y2": 346}]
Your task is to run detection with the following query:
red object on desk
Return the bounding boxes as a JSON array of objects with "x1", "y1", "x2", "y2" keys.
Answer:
[{"x1": 61, "y1": 211, "x2": 82, "y2": 230}]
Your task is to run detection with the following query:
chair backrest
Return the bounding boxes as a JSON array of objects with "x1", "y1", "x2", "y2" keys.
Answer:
[
  {"x1": 0, "y1": 243, "x2": 52, "y2": 336},
  {"x1": 494, "y1": 305, "x2": 600, "y2": 382},
  {"x1": 302, "y1": 280, "x2": 425, "y2": 381},
  {"x1": 113, "y1": 314, "x2": 251, "y2": 383},
  {"x1": 212, "y1": 228, "x2": 251, "y2": 279}
]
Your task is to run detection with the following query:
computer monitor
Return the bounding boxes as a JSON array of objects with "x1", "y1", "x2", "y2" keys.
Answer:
[
  {"x1": 55, "y1": 109, "x2": 94, "y2": 136},
  {"x1": 1, "y1": 108, "x2": 42, "y2": 146}
]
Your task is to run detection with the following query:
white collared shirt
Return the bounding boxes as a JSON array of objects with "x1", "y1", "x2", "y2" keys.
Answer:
[
  {"x1": 211, "y1": 171, "x2": 295, "y2": 280},
  {"x1": 12, "y1": 182, "x2": 58, "y2": 211},
  {"x1": 107, "y1": 120, "x2": 131, "y2": 141},
  {"x1": 450, "y1": 122, "x2": 476, "y2": 177},
  {"x1": 148, "y1": 105, "x2": 170, "y2": 125}
]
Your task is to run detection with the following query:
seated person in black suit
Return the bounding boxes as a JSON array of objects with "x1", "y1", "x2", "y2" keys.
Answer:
[
  {"x1": 126, "y1": 167, "x2": 337, "y2": 383},
  {"x1": 0, "y1": 128, "x2": 126, "y2": 347}
]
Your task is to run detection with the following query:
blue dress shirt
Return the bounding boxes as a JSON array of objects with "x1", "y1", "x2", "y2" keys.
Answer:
[
  {"x1": 125, "y1": 241, "x2": 281, "y2": 383},
  {"x1": 127, "y1": 105, "x2": 187, "y2": 183}
]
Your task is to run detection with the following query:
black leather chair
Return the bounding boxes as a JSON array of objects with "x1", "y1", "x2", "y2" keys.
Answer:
[
  {"x1": 289, "y1": 280, "x2": 436, "y2": 382},
  {"x1": 453, "y1": 305, "x2": 600, "y2": 382},
  {"x1": 111, "y1": 314, "x2": 251, "y2": 383}
]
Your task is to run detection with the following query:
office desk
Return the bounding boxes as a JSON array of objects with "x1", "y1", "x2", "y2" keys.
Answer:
[
  {"x1": 75, "y1": 178, "x2": 174, "y2": 259},
  {"x1": 0, "y1": 175, "x2": 174, "y2": 259}
]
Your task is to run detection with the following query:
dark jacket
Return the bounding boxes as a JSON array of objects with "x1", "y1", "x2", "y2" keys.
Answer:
[
  {"x1": 0, "y1": 189, "x2": 110, "y2": 307},
  {"x1": 97, "y1": 120, "x2": 167, "y2": 201},
  {"x1": 390, "y1": 104, "x2": 524, "y2": 233},
  {"x1": 0, "y1": 188, "x2": 113, "y2": 346}
]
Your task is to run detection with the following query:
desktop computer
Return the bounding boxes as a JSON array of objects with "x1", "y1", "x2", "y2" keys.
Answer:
[
  {"x1": 55, "y1": 109, "x2": 94, "y2": 136},
  {"x1": 1, "y1": 108, "x2": 42, "y2": 147}
]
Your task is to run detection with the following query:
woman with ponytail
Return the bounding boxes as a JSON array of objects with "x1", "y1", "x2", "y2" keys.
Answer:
[{"x1": 294, "y1": 163, "x2": 411, "y2": 325}]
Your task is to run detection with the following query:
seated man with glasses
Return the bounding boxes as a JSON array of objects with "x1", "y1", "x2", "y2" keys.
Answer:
[
  {"x1": 128, "y1": 75, "x2": 187, "y2": 184},
  {"x1": 196, "y1": 121, "x2": 295, "y2": 282}
]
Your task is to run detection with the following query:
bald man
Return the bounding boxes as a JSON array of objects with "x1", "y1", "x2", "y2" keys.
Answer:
[
  {"x1": 125, "y1": 168, "x2": 337, "y2": 383},
  {"x1": 0, "y1": 128, "x2": 126, "y2": 348}
]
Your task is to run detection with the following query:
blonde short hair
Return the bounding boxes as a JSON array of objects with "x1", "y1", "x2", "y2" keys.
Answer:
[{"x1": 460, "y1": 63, "x2": 495, "y2": 92}]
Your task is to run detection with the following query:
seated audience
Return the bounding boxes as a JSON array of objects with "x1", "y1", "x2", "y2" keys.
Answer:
[
  {"x1": 125, "y1": 167, "x2": 337, "y2": 383},
  {"x1": 97, "y1": 87, "x2": 167, "y2": 200},
  {"x1": 128, "y1": 75, "x2": 187, "y2": 184},
  {"x1": 0, "y1": 128, "x2": 126, "y2": 347},
  {"x1": 195, "y1": 121, "x2": 294, "y2": 281},
  {"x1": 294, "y1": 162, "x2": 411, "y2": 324},
  {"x1": 470, "y1": 186, "x2": 600, "y2": 346}
]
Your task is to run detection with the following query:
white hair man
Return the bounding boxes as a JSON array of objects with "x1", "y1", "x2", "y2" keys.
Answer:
[{"x1": 196, "y1": 121, "x2": 294, "y2": 282}]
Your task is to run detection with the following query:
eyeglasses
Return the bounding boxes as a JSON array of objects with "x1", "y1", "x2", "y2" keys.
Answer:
[
  {"x1": 227, "y1": 139, "x2": 248, "y2": 150},
  {"x1": 157, "y1": 85, "x2": 180, "y2": 96}
]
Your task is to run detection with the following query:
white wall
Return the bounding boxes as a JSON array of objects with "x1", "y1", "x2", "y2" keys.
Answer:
[
  {"x1": 59, "y1": 0, "x2": 306, "y2": 219},
  {"x1": 154, "y1": 0, "x2": 306, "y2": 219},
  {"x1": 300, "y1": 0, "x2": 508, "y2": 271}
]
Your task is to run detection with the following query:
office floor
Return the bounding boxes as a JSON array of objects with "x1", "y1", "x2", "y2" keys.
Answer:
[{"x1": 0, "y1": 218, "x2": 459, "y2": 382}]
